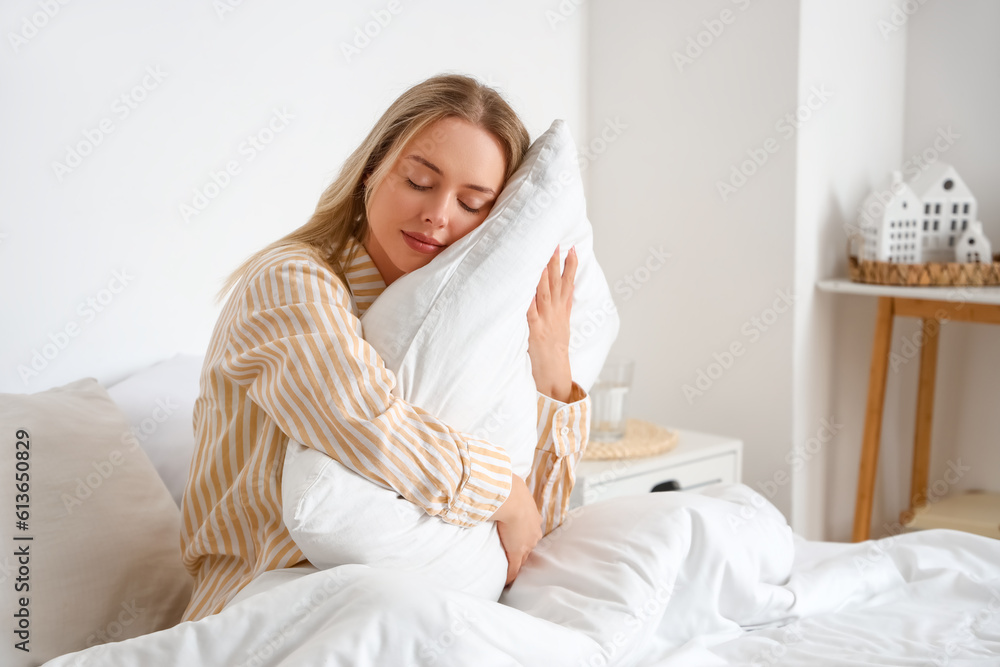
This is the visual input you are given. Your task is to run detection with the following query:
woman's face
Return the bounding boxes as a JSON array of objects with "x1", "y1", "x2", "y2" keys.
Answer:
[{"x1": 364, "y1": 117, "x2": 506, "y2": 284}]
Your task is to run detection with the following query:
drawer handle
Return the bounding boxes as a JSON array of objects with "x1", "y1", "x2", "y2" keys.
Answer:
[{"x1": 650, "y1": 480, "x2": 681, "y2": 493}]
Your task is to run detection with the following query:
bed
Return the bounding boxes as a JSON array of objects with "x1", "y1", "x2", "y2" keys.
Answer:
[
  {"x1": 2, "y1": 352, "x2": 998, "y2": 667},
  {"x1": 5, "y1": 120, "x2": 999, "y2": 666}
]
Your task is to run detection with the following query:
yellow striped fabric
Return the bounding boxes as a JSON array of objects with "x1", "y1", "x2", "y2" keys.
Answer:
[
  {"x1": 528, "y1": 382, "x2": 591, "y2": 535},
  {"x1": 179, "y1": 240, "x2": 590, "y2": 622}
]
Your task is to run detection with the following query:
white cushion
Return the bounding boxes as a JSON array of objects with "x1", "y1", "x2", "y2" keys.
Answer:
[
  {"x1": 0, "y1": 378, "x2": 193, "y2": 666},
  {"x1": 282, "y1": 119, "x2": 618, "y2": 599},
  {"x1": 106, "y1": 354, "x2": 203, "y2": 506}
]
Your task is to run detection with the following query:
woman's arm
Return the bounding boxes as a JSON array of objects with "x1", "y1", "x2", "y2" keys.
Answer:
[
  {"x1": 221, "y1": 250, "x2": 512, "y2": 527},
  {"x1": 525, "y1": 246, "x2": 591, "y2": 534}
]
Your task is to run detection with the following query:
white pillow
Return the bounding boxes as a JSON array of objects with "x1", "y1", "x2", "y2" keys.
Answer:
[
  {"x1": 361, "y1": 118, "x2": 618, "y2": 476},
  {"x1": 106, "y1": 354, "x2": 203, "y2": 506},
  {"x1": 0, "y1": 378, "x2": 193, "y2": 666},
  {"x1": 282, "y1": 119, "x2": 619, "y2": 599}
]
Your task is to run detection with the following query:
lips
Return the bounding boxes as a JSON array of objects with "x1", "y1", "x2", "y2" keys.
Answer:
[
  {"x1": 401, "y1": 231, "x2": 447, "y2": 255},
  {"x1": 403, "y1": 231, "x2": 445, "y2": 246}
]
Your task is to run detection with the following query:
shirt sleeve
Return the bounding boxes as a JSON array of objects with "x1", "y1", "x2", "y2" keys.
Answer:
[
  {"x1": 220, "y1": 251, "x2": 512, "y2": 527},
  {"x1": 526, "y1": 382, "x2": 590, "y2": 535}
]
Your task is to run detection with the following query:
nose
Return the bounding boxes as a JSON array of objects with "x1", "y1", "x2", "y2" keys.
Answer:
[{"x1": 422, "y1": 190, "x2": 449, "y2": 228}]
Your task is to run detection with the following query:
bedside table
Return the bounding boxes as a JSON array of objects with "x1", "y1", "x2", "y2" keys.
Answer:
[
  {"x1": 569, "y1": 429, "x2": 743, "y2": 508},
  {"x1": 817, "y1": 279, "x2": 1000, "y2": 541}
]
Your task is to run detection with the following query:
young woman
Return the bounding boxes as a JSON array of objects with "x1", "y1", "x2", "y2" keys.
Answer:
[{"x1": 179, "y1": 74, "x2": 591, "y2": 623}]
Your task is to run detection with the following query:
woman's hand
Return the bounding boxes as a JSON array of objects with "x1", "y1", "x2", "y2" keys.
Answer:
[
  {"x1": 527, "y1": 246, "x2": 577, "y2": 403},
  {"x1": 491, "y1": 474, "x2": 543, "y2": 585}
]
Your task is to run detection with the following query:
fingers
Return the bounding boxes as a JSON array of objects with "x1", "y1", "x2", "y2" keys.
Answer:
[
  {"x1": 536, "y1": 262, "x2": 551, "y2": 304},
  {"x1": 543, "y1": 246, "x2": 578, "y2": 300},
  {"x1": 504, "y1": 548, "x2": 532, "y2": 586},
  {"x1": 501, "y1": 539, "x2": 525, "y2": 586},
  {"x1": 507, "y1": 540, "x2": 537, "y2": 586},
  {"x1": 506, "y1": 556, "x2": 519, "y2": 586},
  {"x1": 547, "y1": 246, "x2": 561, "y2": 298},
  {"x1": 563, "y1": 246, "x2": 578, "y2": 291},
  {"x1": 497, "y1": 524, "x2": 519, "y2": 585}
]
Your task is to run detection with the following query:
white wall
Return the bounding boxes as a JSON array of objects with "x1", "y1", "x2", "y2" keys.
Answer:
[
  {"x1": 586, "y1": 0, "x2": 800, "y2": 518},
  {"x1": 793, "y1": 0, "x2": 907, "y2": 539},
  {"x1": 0, "y1": 0, "x2": 587, "y2": 393}
]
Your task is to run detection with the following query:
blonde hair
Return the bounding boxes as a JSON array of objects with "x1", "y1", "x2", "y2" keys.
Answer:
[{"x1": 216, "y1": 73, "x2": 530, "y2": 302}]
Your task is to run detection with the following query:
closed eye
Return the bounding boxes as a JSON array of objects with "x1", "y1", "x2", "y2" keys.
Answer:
[{"x1": 409, "y1": 178, "x2": 483, "y2": 214}]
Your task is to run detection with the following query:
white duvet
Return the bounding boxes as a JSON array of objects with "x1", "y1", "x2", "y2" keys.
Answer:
[{"x1": 42, "y1": 484, "x2": 1000, "y2": 666}]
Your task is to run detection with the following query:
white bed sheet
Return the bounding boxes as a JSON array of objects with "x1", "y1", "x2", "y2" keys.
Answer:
[{"x1": 648, "y1": 532, "x2": 1000, "y2": 665}]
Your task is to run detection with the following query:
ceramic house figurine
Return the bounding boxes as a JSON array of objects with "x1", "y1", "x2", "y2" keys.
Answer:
[
  {"x1": 859, "y1": 171, "x2": 923, "y2": 263},
  {"x1": 859, "y1": 163, "x2": 981, "y2": 264},
  {"x1": 955, "y1": 220, "x2": 993, "y2": 263},
  {"x1": 908, "y1": 162, "x2": 977, "y2": 262}
]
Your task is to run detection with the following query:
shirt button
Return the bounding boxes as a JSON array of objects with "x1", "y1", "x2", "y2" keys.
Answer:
[{"x1": 560, "y1": 427, "x2": 570, "y2": 436}]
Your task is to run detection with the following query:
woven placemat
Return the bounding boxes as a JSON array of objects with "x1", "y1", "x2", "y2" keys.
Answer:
[{"x1": 583, "y1": 419, "x2": 679, "y2": 460}]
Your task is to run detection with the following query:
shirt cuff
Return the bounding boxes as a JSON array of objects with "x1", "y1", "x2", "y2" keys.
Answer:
[
  {"x1": 536, "y1": 381, "x2": 590, "y2": 457},
  {"x1": 440, "y1": 439, "x2": 513, "y2": 527}
]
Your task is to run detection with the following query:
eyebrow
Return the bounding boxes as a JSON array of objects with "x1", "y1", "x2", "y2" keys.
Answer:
[{"x1": 405, "y1": 154, "x2": 497, "y2": 196}]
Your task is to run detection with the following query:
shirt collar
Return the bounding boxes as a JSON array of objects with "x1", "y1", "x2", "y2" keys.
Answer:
[{"x1": 341, "y1": 238, "x2": 387, "y2": 317}]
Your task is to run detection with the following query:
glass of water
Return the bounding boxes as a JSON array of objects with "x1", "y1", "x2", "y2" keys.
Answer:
[{"x1": 590, "y1": 357, "x2": 634, "y2": 441}]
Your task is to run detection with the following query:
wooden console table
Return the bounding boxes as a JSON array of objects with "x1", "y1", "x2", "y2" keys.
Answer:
[{"x1": 817, "y1": 279, "x2": 1000, "y2": 542}]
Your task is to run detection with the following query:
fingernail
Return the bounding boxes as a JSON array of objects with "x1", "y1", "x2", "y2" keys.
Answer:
[{"x1": 570, "y1": 246, "x2": 577, "y2": 255}]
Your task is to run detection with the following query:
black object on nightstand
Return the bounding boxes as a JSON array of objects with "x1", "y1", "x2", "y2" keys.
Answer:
[{"x1": 650, "y1": 480, "x2": 681, "y2": 493}]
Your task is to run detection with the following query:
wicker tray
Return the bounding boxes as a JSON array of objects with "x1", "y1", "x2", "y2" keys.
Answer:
[
  {"x1": 848, "y1": 253, "x2": 1000, "y2": 287},
  {"x1": 583, "y1": 419, "x2": 679, "y2": 460}
]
